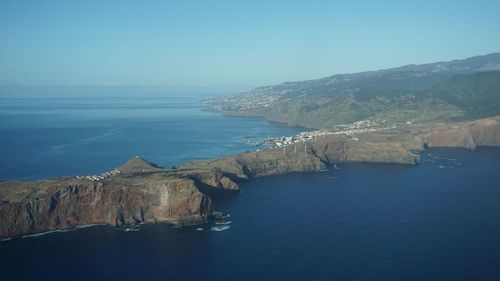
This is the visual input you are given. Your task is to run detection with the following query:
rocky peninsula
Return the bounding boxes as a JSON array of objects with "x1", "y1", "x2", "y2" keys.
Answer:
[{"x1": 1, "y1": 115, "x2": 499, "y2": 239}]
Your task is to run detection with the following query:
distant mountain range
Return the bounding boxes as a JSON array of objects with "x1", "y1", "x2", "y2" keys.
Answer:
[{"x1": 204, "y1": 53, "x2": 500, "y2": 129}]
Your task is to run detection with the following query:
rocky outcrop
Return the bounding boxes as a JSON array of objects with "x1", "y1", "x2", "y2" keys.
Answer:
[
  {"x1": 1, "y1": 116, "x2": 499, "y2": 239},
  {"x1": 424, "y1": 126, "x2": 476, "y2": 149},
  {"x1": 181, "y1": 134, "x2": 420, "y2": 182},
  {"x1": 422, "y1": 116, "x2": 500, "y2": 150},
  {"x1": 115, "y1": 156, "x2": 165, "y2": 173},
  {"x1": 0, "y1": 134, "x2": 421, "y2": 239},
  {"x1": 0, "y1": 172, "x2": 217, "y2": 238},
  {"x1": 469, "y1": 117, "x2": 500, "y2": 146}
]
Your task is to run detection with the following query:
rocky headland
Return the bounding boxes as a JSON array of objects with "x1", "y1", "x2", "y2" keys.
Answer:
[{"x1": 1, "y1": 115, "x2": 499, "y2": 239}]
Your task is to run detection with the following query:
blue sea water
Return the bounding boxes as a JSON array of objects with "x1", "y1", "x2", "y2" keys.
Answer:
[
  {"x1": 0, "y1": 86, "x2": 300, "y2": 180},
  {"x1": 1, "y1": 87, "x2": 500, "y2": 281}
]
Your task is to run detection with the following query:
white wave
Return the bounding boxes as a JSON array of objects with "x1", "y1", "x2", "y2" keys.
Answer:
[
  {"x1": 22, "y1": 224, "x2": 104, "y2": 238},
  {"x1": 436, "y1": 165, "x2": 454, "y2": 169},
  {"x1": 73, "y1": 224, "x2": 105, "y2": 229},
  {"x1": 211, "y1": 225, "x2": 231, "y2": 232},
  {"x1": 123, "y1": 227, "x2": 140, "y2": 232},
  {"x1": 22, "y1": 229, "x2": 62, "y2": 238}
]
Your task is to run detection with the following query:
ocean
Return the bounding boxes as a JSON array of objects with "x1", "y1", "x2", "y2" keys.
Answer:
[
  {"x1": 0, "y1": 86, "x2": 300, "y2": 180},
  {"x1": 1, "y1": 87, "x2": 500, "y2": 281}
]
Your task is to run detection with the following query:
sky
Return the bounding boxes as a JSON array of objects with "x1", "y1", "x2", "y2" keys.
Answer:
[{"x1": 0, "y1": 0, "x2": 499, "y2": 88}]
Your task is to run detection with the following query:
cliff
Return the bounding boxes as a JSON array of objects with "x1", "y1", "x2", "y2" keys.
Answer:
[
  {"x1": 417, "y1": 116, "x2": 500, "y2": 150},
  {"x1": 0, "y1": 165, "x2": 236, "y2": 238},
  {"x1": 1, "y1": 116, "x2": 499, "y2": 239},
  {"x1": 183, "y1": 134, "x2": 420, "y2": 182}
]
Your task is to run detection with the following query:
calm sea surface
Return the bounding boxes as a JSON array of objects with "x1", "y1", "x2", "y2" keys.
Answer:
[
  {"x1": 1, "y1": 87, "x2": 500, "y2": 281},
  {"x1": 0, "y1": 87, "x2": 300, "y2": 180}
]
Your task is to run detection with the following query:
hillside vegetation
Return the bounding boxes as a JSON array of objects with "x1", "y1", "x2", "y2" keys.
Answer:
[{"x1": 205, "y1": 53, "x2": 500, "y2": 129}]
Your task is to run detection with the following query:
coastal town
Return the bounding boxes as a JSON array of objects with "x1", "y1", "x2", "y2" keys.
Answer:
[
  {"x1": 76, "y1": 169, "x2": 121, "y2": 181},
  {"x1": 241, "y1": 118, "x2": 399, "y2": 149}
]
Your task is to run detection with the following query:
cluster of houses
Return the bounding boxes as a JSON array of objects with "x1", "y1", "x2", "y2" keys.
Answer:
[
  {"x1": 76, "y1": 169, "x2": 121, "y2": 182},
  {"x1": 264, "y1": 119, "x2": 390, "y2": 148},
  {"x1": 245, "y1": 118, "x2": 415, "y2": 150},
  {"x1": 267, "y1": 130, "x2": 333, "y2": 148}
]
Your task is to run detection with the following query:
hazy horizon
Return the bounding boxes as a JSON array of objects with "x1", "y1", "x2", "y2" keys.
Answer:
[
  {"x1": 1, "y1": 0, "x2": 500, "y2": 88},
  {"x1": 1, "y1": 51, "x2": 499, "y2": 89}
]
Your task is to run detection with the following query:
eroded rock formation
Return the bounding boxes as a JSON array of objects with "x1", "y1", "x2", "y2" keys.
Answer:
[{"x1": 1, "y1": 116, "x2": 499, "y2": 239}]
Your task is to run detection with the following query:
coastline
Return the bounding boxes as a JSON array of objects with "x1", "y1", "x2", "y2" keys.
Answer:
[{"x1": 0, "y1": 115, "x2": 499, "y2": 239}]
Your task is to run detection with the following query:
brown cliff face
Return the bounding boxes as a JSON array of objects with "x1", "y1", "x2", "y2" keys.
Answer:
[
  {"x1": 423, "y1": 116, "x2": 500, "y2": 150},
  {"x1": 425, "y1": 126, "x2": 476, "y2": 149},
  {"x1": 182, "y1": 134, "x2": 420, "y2": 182},
  {"x1": 469, "y1": 117, "x2": 500, "y2": 146},
  {"x1": 0, "y1": 173, "x2": 214, "y2": 238},
  {"x1": 326, "y1": 138, "x2": 420, "y2": 165}
]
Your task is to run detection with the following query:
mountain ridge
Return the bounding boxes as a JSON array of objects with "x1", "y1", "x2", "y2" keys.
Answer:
[{"x1": 204, "y1": 53, "x2": 500, "y2": 129}]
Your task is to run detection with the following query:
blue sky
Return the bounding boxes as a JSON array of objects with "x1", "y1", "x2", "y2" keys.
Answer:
[{"x1": 1, "y1": 0, "x2": 499, "y2": 88}]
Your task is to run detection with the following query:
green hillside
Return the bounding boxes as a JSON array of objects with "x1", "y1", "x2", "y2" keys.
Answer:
[
  {"x1": 426, "y1": 71, "x2": 500, "y2": 119},
  {"x1": 205, "y1": 54, "x2": 500, "y2": 129}
]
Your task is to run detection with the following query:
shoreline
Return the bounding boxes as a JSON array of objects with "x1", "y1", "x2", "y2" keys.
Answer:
[
  {"x1": 0, "y1": 115, "x2": 499, "y2": 239},
  {"x1": 0, "y1": 147, "x2": 473, "y2": 242}
]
